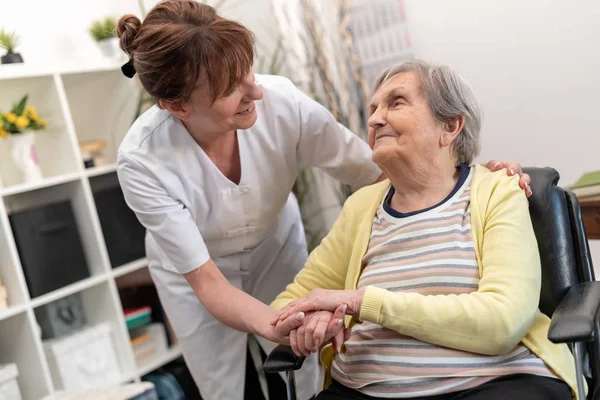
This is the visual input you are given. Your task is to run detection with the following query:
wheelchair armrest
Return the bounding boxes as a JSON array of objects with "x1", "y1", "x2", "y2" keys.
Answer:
[
  {"x1": 263, "y1": 345, "x2": 306, "y2": 373},
  {"x1": 548, "y1": 281, "x2": 600, "y2": 343}
]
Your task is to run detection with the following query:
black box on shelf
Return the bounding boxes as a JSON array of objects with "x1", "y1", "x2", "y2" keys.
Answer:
[
  {"x1": 9, "y1": 200, "x2": 91, "y2": 298},
  {"x1": 35, "y1": 292, "x2": 87, "y2": 339},
  {"x1": 93, "y1": 182, "x2": 146, "y2": 268}
]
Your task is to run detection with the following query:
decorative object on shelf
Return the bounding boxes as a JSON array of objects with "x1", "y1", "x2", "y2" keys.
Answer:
[
  {"x1": 89, "y1": 17, "x2": 123, "y2": 60},
  {"x1": 0, "y1": 279, "x2": 7, "y2": 310},
  {"x1": 0, "y1": 94, "x2": 47, "y2": 184},
  {"x1": 43, "y1": 322, "x2": 122, "y2": 390},
  {"x1": 130, "y1": 322, "x2": 168, "y2": 365},
  {"x1": 0, "y1": 363, "x2": 22, "y2": 400},
  {"x1": 35, "y1": 293, "x2": 87, "y2": 340},
  {"x1": 0, "y1": 28, "x2": 23, "y2": 64},
  {"x1": 79, "y1": 140, "x2": 107, "y2": 168}
]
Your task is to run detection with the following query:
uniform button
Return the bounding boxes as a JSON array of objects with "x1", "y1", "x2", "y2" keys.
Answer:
[{"x1": 241, "y1": 187, "x2": 249, "y2": 194}]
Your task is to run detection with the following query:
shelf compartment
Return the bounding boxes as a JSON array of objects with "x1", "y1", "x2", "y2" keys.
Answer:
[
  {"x1": 0, "y1": 312, "x2": 52, "y2": 400},
  {"x1": 0, "y1": 201, "x2": 28, "y2": 307},
  {"x1": 0, "y1": 75, "x2": 81, "y2": 189},
  {"x1": 3, "y1": 179, "x2": 108, "y2": 287},
  {"x1": 61, "y1": 69, "x2": 140, "y2": 168},
  {"x1": 37, "y1": 281, "x2": 137, "y2": 391},
  {"x1": 89, "y1": 172, "x2": 147, "y2": 269}
]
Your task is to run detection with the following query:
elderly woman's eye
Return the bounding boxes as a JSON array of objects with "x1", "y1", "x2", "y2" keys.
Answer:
[{"x1": 393, "y1": 100, "x2": 403, "y2": 108}]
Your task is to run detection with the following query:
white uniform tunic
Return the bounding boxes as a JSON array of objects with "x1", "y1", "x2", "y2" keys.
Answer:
[{"x1": 117, "y1": 74, "x2": 381, "y2": 400}]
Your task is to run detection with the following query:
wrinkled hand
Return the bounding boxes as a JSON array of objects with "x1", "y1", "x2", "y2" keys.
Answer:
[
  {"x1": 485, "y1": 160, "x2": 532, "y2": 197},
  {"x1": 271, "y1": 289, "x2": 363, "y2": 327},
  {"x1": 286, "y1": 304, "x2": 351, "y2": 357},
  {"x1": 267, "y1": 311, "x2": 306, "y2": 346}
]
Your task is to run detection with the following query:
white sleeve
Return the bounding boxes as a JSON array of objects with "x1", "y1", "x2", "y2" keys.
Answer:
[
  {"x1": 117, "y1": 152, "x2": 210, "y2": 274},
  {"x1": 292, "y1": 84, "x2": 381, "y2": 189}
]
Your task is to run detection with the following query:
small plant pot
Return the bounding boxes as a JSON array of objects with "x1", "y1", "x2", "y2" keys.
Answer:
[
  {"x1": 97, "y1": 37, "x2": 124, "y2": 60},
  {"x1": 1, "y1": 51, "x2": 24, "y2": 64}
]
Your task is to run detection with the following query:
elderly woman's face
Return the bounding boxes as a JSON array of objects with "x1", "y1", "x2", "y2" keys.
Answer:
[{"x1": 367, "y1": 72, "x2": 446, "y2": 168}]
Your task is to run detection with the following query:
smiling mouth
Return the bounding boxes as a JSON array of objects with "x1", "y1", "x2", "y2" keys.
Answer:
[
  {"x1": 376, "y1": 133, "x2": 397, "y2": 140},
  {"x1": 236, "y1": 104, "x2": 254, "y2": 115}
]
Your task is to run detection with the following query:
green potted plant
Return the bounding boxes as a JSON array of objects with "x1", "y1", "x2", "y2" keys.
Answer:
[
  {"x1": 89, "y1": 16, "x2": 123, "y2": 60},
  {"x1": 0, "y1": 28, "x2": 23, "y2": 64}
]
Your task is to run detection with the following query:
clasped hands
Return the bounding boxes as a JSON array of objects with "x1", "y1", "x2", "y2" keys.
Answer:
[{"x1": 269, "y1": 289, "x2": 364, "y2": 357}]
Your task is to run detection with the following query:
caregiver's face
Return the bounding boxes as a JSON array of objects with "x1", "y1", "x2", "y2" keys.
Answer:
[
  {"x1": 189, "y1": 69, "x2": 264, "y2": 133},
  {"x1": 367, "y1": 72, "x2": 443, "y2": 167}
]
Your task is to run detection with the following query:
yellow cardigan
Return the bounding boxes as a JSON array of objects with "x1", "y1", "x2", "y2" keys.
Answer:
[{"x1": 272, "y1": 165, "x2": 583, "y2": 399}]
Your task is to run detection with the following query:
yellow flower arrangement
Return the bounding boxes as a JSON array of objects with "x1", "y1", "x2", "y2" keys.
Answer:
[
  {"x1": 15, "y1": 115, "x2": 28, "y2": 128},
  {"x1": 0, "y1": 95, "x2": 48, "y2": 138},
  {"x1": 5, "y1": 112, "x2": 16, "y2": 124}
]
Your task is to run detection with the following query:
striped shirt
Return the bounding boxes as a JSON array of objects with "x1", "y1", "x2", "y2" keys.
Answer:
[{"x1": 331, "y1": 165, "x2": 557, "y2": 398}]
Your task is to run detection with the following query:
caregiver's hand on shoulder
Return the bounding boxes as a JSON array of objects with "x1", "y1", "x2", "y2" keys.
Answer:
[
  {"x1": 287, "y1": 304, "x2": 350, "y2": 357},
  {"x1": 271, "y1": 288, "x2": 363, "y2": 327},
  {"x1": 485, "y1": 160, "x2": 533, "y2": 197}
]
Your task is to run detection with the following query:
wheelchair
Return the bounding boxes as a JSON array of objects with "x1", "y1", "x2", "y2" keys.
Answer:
[{"x1": 264, "y1": 167, "x2": 600, "y2": 400}]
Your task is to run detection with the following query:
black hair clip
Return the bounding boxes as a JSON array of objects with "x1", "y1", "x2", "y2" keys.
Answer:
[{"x1": 121, "y1": 58, "x2": 136, "y2": 78}]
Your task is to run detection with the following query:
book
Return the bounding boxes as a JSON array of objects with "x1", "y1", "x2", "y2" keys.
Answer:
[
  {"x1": 124, "y1": 306, "x2": 152, "y2": 330},
  {"x1": 572, "y1": 185, "x2": 600, "y2": 198},
  {"x1": 570, "y1": 170, "x2": 600, "y2": 198},
  {"x1": 571, "y1": 170, "x2": 600, "y2": 189}
]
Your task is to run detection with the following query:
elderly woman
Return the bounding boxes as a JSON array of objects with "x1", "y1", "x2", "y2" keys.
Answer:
[{"x1": 270, "y1": 60, "x2": 579, "y2": 400}]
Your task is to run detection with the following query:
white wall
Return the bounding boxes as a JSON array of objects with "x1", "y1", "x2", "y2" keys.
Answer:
[
  {"x1": 0, "y1": 0, "x2": 142, "y2": 67},
  {"x1": 404, "y1": 0, "x2": 600, "y2": 268},
  {"x1": 0, "y1": 0, "x2": 277, "y2": 69}
]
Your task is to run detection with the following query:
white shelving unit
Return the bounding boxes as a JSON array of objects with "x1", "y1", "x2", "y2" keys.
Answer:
[{"x1": 0, "y1": 62, "x2": 179, "y2": 399}]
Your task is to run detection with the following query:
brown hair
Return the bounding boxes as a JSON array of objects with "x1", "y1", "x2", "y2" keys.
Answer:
[{"x1": 117, "y1": 0, "x2": 255, "y2": 104}]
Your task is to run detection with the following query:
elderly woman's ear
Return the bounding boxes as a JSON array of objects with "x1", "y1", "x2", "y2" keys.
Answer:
[{"x1": 440, "y1": 115, "x2": 465, "y2": 147}]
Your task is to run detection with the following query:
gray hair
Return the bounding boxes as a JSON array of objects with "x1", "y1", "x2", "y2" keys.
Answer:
[{"x1": 373, "y1": 59, "x2": 482, "y2": 165}]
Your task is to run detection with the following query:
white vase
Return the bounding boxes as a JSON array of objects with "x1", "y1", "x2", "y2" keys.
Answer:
[
  {"x1": 98, "y1": 37, "x2": 125, "y2": 61},
  {"x1": 10, "y1": 132, "x2": 43, "y2": 184}
]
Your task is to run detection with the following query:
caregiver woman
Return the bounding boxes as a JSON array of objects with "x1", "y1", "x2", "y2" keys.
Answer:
[{"x1": 115, "y1": 1, "x2": 531, "y2": 399}]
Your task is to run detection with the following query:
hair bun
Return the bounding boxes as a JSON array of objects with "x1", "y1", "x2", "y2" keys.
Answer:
[{"x1": 117, "y1": 14, "x2": 142, "y2": 56}]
